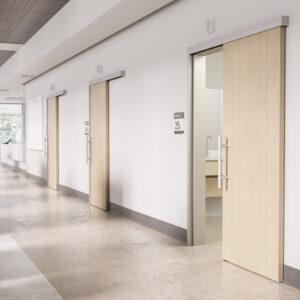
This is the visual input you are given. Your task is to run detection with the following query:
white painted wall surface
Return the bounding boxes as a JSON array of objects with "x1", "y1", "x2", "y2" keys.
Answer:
[
  {"x1": 0, "y1": 144, "x2": 26, "y2": 170},
  {"x1": 59, "y1": 92, "x2": 89, "y2": 193},
  {"x1": 24, "y1": 0, "x2": 300, "y2": 270}
]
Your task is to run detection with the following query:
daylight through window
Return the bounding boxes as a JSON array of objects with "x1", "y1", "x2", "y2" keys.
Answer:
[{"x1": 0, "y1": 104, "x2": 23, "y2": 144}]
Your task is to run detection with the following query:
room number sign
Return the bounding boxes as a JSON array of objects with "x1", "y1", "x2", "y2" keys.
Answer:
[{"x1": 174, "y1": 112, "x2": 184, "y2": 134}]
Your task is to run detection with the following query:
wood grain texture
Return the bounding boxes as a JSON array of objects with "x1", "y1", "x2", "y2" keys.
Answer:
[
  {"x1": 222, "y1": 27, "x2": 285, "y2": 282},
  {"x1": 47, "y1": 97, "x2": 59, "y2": 191},
  {"x1": 89, "y1": 81, "x2": 109, "y2": 211},
  {"x1": 206, "y1": 178, "x2": 222, "y2": 198},
  {"x1": 206, "y1": 161, "x2": 218, "y2": 176}
]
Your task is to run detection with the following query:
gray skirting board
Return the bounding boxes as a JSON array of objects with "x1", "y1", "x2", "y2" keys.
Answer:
[
  {"x1": 26, "y1": 172, "x2": 47, "y2": 185},
  {"x1": 284, "y1": 265, "x2": 300, "y2": 289},
  {"x1": 110, "y1": 202, "x2": 187, "y2": 243},
  {"x1": 2, "y1": 162, "x2": 186, "y2": 242},
  {"x1": 59, "y1": 184, "x2": 89, "y2": 202},
  {"x1": 1, "y1": 162, "x2": 26, "y2": 173}
]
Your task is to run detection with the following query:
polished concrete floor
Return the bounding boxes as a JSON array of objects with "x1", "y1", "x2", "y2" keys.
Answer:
[{"x1": 1, "y1": 165, "x2": 300, "y2": 299}]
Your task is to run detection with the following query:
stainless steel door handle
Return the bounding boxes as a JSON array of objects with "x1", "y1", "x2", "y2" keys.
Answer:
[
  {"x1": 44, "y1": 136, "x2": 48, "y2": 158},
  {"x1": 218, "y1": 135, "x2": 229, "y2": 189},
  {"x1": 86, "y1": 136, "x2": 90, "y2": 165}
]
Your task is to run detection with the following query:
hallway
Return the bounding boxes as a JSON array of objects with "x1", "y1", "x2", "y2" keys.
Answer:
[{"x1": 0, "y1": 165, "x2": 299, "y2": 299}]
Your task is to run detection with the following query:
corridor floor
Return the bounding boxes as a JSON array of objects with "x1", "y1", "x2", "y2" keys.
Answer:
[{"x1": 0, "y1": 165, "x2": 300, "y2": 300}]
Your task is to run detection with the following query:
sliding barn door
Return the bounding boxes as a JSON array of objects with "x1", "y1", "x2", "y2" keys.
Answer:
[
  {"x1": 222, "y1": 27, "x2": 285, "y2": 282},
  {"x1": 89, "y1": 81, "x2": 109, "y2": 210},
  {"x1": 47, "y1": 97, "x2": 59, "y2": 190}
]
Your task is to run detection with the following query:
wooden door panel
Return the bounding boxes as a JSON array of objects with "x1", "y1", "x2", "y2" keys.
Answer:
[
  {"x1": 89, "y1": 81, "x2": 109, "y2": 210},
  {"x1": 47, "y1": 97, "x2": 59, "y2": 190},
  {"x1": 222, "y1": 27, "x2": 285, "y2": 282}
]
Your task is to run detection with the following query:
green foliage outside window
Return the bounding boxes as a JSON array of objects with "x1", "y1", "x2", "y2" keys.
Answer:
[{"x1": 0, "y1": 104, "x2": 23, "y2": 144}]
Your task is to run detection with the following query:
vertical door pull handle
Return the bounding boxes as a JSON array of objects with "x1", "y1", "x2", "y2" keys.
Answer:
[
  {"x1": 86, "y1": 136, "x2": 90, "y2": 165},
  {"x1": 44, "y1": 136, "x2": 48, "y2": 158},
  {"x1": 218, "y1": 135, "x2": 229, "y2": 189}
]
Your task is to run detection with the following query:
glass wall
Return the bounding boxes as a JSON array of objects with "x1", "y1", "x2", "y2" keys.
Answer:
[{"x1": 0, "y1": 104, "x2": 23, "y2": 144}]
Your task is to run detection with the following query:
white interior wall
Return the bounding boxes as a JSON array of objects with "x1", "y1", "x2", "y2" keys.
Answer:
[
  {"x1": 59, "y1": 91, "x2": 89, "y2": 193},
  {"x1": 204, "y1": 89, "x2": 222, "y2": 150},
  {"x1": 206, "y1": 51, "x2": 223, "y2": 89},
  {"x1": 0, "y1": 144, "x2": 26, "y2": 170},
  {"x1": 24, "y1": 0, "x2": 300, "y2": 270},
  {"x1": 205, "y1": 51, "x2": 223, "y2": 150}
]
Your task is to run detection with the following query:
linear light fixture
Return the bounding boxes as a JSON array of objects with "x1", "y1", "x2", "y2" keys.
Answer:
[{"x1": 22, "y1": 74, "x2": 35, "y2": 78}]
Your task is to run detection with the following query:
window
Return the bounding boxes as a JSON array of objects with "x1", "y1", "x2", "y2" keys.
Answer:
[{"x1": 0, "y1": 104, "x2": 23, "y2": 144}]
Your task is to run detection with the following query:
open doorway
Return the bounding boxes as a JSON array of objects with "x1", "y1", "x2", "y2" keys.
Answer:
[
  {"x1": 193, "y1": 47, "x2": 223, "y2": 245},
  {"x1": 190, "y1": 26, "x2": 285, "y2": 282}
]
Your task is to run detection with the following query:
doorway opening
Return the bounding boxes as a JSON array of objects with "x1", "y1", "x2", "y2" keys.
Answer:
[
  {"x1": 193, "y1": 46, "x2": 223, "y2": 245},
  {"x1": 190, "y1": 26, "x2": 285, "y2": 282}
]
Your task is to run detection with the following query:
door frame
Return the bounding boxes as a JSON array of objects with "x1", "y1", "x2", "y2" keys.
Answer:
[
  {"x1": 88, "y1": 71, "x2": 125, "y2": 207},
  {"x1": 46, "y1": 90, "x2": 67, "y2": 190},
  {"x1": 186, "y1": 16, "x2": 289, "y2": 246}
]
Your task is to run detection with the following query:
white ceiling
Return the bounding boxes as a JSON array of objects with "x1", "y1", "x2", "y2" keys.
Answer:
[{"x1": 0, "y1": 0, "x2": 176, "y2": 101}]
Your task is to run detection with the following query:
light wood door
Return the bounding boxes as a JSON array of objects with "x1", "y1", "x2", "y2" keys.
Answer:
[
  {"x1": 89, "y1": 81, "x2": 109, "y2": 210},
  {"x1": 47, "y1": 97, "x2": 59, "y2": 190},
  {"x1": 222, "y1": 27, "x2": 285, "y2": 282}
]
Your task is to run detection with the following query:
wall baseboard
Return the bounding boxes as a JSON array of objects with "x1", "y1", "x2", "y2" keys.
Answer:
[
  {"x1": 2, "y1": 162, "x2": 186, "y2": 243},
  {"x1": 59, "y1": 184, "x2": 89, "y2": 202},
  {"x1": 26, "y1": 172, "x2": 47, "y2": 185},
  {"x1": 2, "y1": 162, "x2": 46, "y2": 185},
  {"x1": 1, "y1": 162, "x2": 26, "y2": 173},
  {"x1": 284, "y1": 265, "x2": 300, "y2": 289},
  {"x1": 110, "y1": 202, "x2": 187, "y2": 243}
]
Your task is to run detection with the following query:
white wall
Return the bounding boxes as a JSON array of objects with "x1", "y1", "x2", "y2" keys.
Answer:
[
  {"x1": 59, "y1": 91, "x2": 89, "y2": 193},
  {"x1": 204, "y1": 90, "x2": 222, "y2": 150},
  {"x1": 25, "y1": 0, "x2": 300, "y2": 270},
  {"x1": 0, "y1": 144, "x2": 26, "y2": 170},
  {"x1": 205, "y1": 51, "x2": 223, "y2": 150}
]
